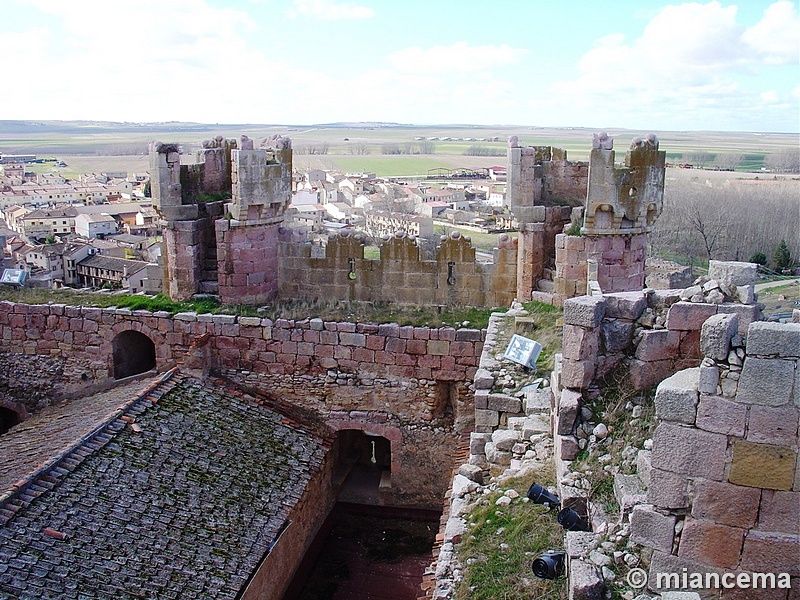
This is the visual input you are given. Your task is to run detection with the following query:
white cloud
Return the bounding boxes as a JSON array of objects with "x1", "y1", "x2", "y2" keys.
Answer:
[
  {"x1": 389, "y1": 42, "x2": 528, "y2": 74},
  {"x1": 539, "y1": 1, "x2": 799, "y2": 130},
  {"x1": 292, "y1": 0, "x2": 374, "y2": 20},
  {"x1": 742, "y1": 0, "x2": 800, "y2": 64}
]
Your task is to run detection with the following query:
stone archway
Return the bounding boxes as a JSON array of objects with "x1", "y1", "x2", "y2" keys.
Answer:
[
  {"x1": 112, "y1": 330, "x2": 156, "y2": 380},
  {"x1": 0, "y1": 405, "x2": 23, "y2": 435}
]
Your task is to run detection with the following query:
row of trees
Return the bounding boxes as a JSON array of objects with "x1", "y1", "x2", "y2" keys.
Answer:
[
  {"x1": 680, "y1": 149, "x2": 799, "y2": 173},
  {"x1": 463, "y1": 145, "x2": 505, "y2": 157},
  {"x1": 380, "y1": 141, "x2": 436, "y2": 155},
  {"x1": 294, "y1": 143, "x2": 330, "y2": 155},
  {"x1": 649, "y1": 177, "x2": 799, "y2": 271}
]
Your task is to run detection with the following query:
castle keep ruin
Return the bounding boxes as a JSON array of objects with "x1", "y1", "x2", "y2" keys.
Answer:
[{"x1": 150, "y1": 131, "x2": 667, "y2": 310}]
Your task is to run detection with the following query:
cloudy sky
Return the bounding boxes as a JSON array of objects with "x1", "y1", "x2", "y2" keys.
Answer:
[{"x1": 2, "y1": 0, "x2": 798, "y2": 132}]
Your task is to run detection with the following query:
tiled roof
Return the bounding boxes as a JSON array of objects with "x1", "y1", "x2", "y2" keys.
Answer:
[
  {"x1": 77, "y1": 254, "x2": 149, "y2": 274},
  {"x1": 0, "y1": 374, "x2": 328, "y2": 600}
]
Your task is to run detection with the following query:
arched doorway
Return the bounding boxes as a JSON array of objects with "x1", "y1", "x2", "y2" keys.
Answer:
[
  {"x1": 0, "y1": 405, "x2": 23, "y2": 435},
  {"x1": 112, "y1": 330, "x2": 156, "y2": 380},
  {"x1": 335, "y1": 430, "x2": 392, "y2": 505}
]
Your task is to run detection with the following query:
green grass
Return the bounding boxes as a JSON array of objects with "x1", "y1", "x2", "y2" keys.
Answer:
[
  {"x1": 0, "y1": 286, "x2": 506, "y2": 329},
  {"x1": 456, "y1": 467, "x2": 566, "y2": 600},
  {"x1": 433, "y1": 224, "x2": 517, "y2": 254},
  {"x1": 324, "y1": 155, "x2": 454, "y2": 177}
]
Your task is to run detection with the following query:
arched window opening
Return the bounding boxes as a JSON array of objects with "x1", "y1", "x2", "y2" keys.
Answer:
[{"x1": 112, "y1": 330, "x2": 156, "y2": 380}]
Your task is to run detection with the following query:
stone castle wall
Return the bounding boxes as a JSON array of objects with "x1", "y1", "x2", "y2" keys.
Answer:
[
  {"x1": 0, "y1": 301, "x2": 483, "y2": 505},
  {"x1": 279, "y1": 229, "x2": 518, "y2": 308},
  {"x1": 633, "y1": 319, "x2": 799, "y2": 594}
]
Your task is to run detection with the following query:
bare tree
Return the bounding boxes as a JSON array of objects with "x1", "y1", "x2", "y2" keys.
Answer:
[
  {"x1": 765, "y1": 149, "x2": 800, "y2": 173},
  {"x1": 349, "y1": 142, "x2": 370, "y2": 155},
  {"x1": 714, "y1": 153, "x2": 743, "y2": 171}
]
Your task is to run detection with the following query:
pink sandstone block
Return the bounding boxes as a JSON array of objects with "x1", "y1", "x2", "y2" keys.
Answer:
[
  {"x1": 351, "y1": 348, "x2": 374, "y2": 362},
  {"x1": 334, "y1": 346, "x2": 351, "y2": 360},
  {"x1": 666, "y1": 302, "x2": 718, "y2": 331},
  {"x1": 635, "y1": 330, "x2": 680, "y2": 361},
  {"x1": 449, "y1": 341, "x2": 473, "y2": 357},
  {"x1": 320, "y1": 331, "x2": 338, "y2": 345},
  {"x1": 757, "y1": 490, "x2": 800, "y2": 534},
  {"x1": 297, "y1": 342, "x2": 315, "y2": 357},
  {"x1": 396, "y1": 353, "x2": 415, "y2": 366},
  {"x1": 651, "y1": 422, "x2": 728, "y2": 481},
  {"x1": 691, "y1": 480, "x2": 761, "y2": 529},
  {"x1": 418, "y1": 354, "x2": 441, "y2": 369},
  {"x1": 678, "y1": 518, "x2": 745, "y2": 569},
  {"x1": 303, "y1": 330, "x2": 320, "y2": 343},
  {"x1": 375, "y1": 351, "x2": 395, "y2": 364},
  {"x1": 562, "y1": 324, "x2": 599, "y2": 361},
  {"x1": 386, "y1": 338, "x2": 406, "y2": 353},
  {"x1": 406, "y1": 339, "x2": 428, "y2": 355},
  {"x1": 441, "y1": 355, "x2": 457, "y2": 370},
  {"x1": 315, "y1": 345, "x2": 334, "y2": 358},
  {"x1": 741, "y1": 530, "x2": 799, "y2": 576},
  {"x1": 366, "y1": 335, "x2": 385, "y2": 351},
  {"x1": 413, "y1": 327, "x2": 430, "y2": 340},
  {"x1": 747, "y1": 405, "x2": 800, "y2": 446}
]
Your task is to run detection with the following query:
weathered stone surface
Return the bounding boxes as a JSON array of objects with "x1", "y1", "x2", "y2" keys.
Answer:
[
  {"x1": 757, "y1": 489, "x2": 800, "y2": 534},
  {"x1": 566, "y1": 531, "x2": 599, "y2": 558},
  {"x1": 700, "y1": 313, "x2": 738, "y2": 361},
  {"x1": 457, "y1": 464, "x2": 484, "y2": 484},
  {"x1": 563, "y1": 324, "x2": 600, "y2": 360},
  {"x1": 473, "y1": 368, "x2": 494, "y2": 389},
  {"x1": 601, "y1": 319, "x2": 635, "y2": 353},
  {"x1": 697, "y1": 364, "x2": 719, "y2": 394},
  {"x1": 708, "y1": 260, "x2": 757, "y2": 287},
  {"x1": 523, "y1": 414, "x2": 550, "y2": 438},
  {"x1": 636, "y1": 329, "x2": 681, "y2": 361},
  {"x1": 647, "y1": 468, "x2": 689, "y2": 509},
  {"x1": 691, "y1": 480, "x2": 761, "y2": 529},
  {"x1": 637, "y1": 449, "x2": 652, "y2": 487},
  {"x1": 651, "y1": 422, "x2": 728, "y2": 481},
  {"x1": 746, "y1": 322, "x2": 800, "y2": 358},
  {"x1": 716, "y1": 303, "x2": 762, "y2": 337},
  {"x1": 561, "y1": 358, "x2": 595, "y2": 389},
  {"x1": 564, "y1": 295, "x2": 606, "y2": 328},
  {"x1": 740, "y1": 530, "x2": 800, "y2": 576},
  {"x1": 491, "y1": 429, "x2": 520, "y2": 452},
  {"x1": 558, "y1": 434, "x2": 580, "y2": 461},
  {"x1": 630, "y1": 504, "x2": 676, "y2": 553},
  {"x1": 678, "y1": 518, "x2": 745, "y2": 569},
  {"x1": 604, "y1": 291, "x2": 646, "y2": 320},
  {"x1": 487, "y1": 393, "x2": 522, "y2": 413},
  {"x1": 469, "y1": 432, "x2": 489, "y2": 455},
  {"x1": 696, "y1": 395, "x2": 747, "y2": 437},
  {"x1": 558, "y1": 389, "x2": 581, "y2": 435},
  {"x1": 729, "y1": 440, "x2": 797, "y2": 490},
  {"x1": 655, "y1": 368, "x2": 699, "y2": 424},
  {"x1": 475, "y1": 409, "x2": 499, "y2": 427},
  {"x1": 485, "y1": 441, "x2": 512, "y2": 465},
  {"x1": 747, "y1": 404, "x2": 799, "y2": 446},
  {"x1": 736, "y1": 357, "x2": 795, "y2": 407},
  {"x1": 666, "y1": 302, "x2": 717, "y2": 331},
  {"x1": 648, "y1": 550, "x2": 723, "y2": 595},
  {"x1": 569, "y1": 559, "x2": 604, "y2": 600}
]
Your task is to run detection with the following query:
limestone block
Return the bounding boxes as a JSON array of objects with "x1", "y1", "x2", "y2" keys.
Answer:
[
  {"x1": 677, "y1": 518, "x2": 745, "y2": 569},
  {"x1": 566, "y1": 531, "x2": 600, "y2": 558},
  {"x1": 651, "y1": 422, "x2": 728, "y2": 481},
  {"x1": 475, "y1": 409, "x2": 499, "y2": 427},
  {"x1": 716, "y1": 303, "x2": 762, "y2": 337},
  {"x1": 636, "y1": 449, "x2": 652, "y2": 487},
  {"x1": 524, "y1": 388, "x2": 551, "y2": 415},
  {"x1": 646, "y1": 467, "x2": 690, "y2": 509},
  {"x1": 485, "y1": 442, "x2": 512, "y2": 465},
  {"x1": 636, "y1": 329, "x2": 680, "y2": 361},
  {"x1": 666, "y1": 302, "x2": 717, "y2": 331},
  {"x1": 613, "y1": 474, "x2": 647, "y2": 519},
  {"x1": 747, "y1": 405, "x2": 800, "y2": 446},
  {"x1": 487, "y1": 393, "x2": 521, "y2": 413},
  {"x1": 757, "y1": 490, "x2": 800, "y2": 534},
  {"x1": 603, "y1": 291, "x2": 646, "y2": 320},
  {"x1": 729, "y1": 440, "x2": 796, "y2": 490},
  {"x1": 558, "y1": 389, "x2": 581, "y2": 435},
  {"x1": 569, "y1": 560, "x2": 604, "y2": 600},
  {"x1": 746, "y1": 322, "x2": 800, "y2": 358},
  {"x1": 708, "y1": 260, "x2": 757, "y2": 288},
  {"x1": 457, "y1": 464, "x2": 484, "y2": 485},
  {"x1": 630, "y1": 504, "x2": 675, "y2": 553},
  {"x1": 469, "y1": 432, "x2": 489, "y2": 455},
  {"x1": 740, "y1": 530, "x2": 800, "y2": 576},
  {"x1": 691, "y1": 480, "x2": 761, "y2": 529},
  {"x1": 601, "y1": 319, "x2": 634, "y2": 353},
  {"x1": 491, "y1": 429, "x2": 520, "y2": 452},
  {"x1": 523, "y1": 414, "x2": 550, "y2": 438},
  {"x1": 473, "y1": 369, "x2": 494, "y2": 390},
  {"x1": 696, "y1": 395, "x2": 747, "y2": 437},
  {"x1": 700, "y1": 313, "x2": 738, "y2": 361},
  {"x1": 736, "y1": 357, "x2": 795, "y2": 407},
  {"x1": 564, "y1": 296, "x2": 606, "y2": 328},
  {"x1": 697, "y1": 365, "x2": 719, "y2": 394},
  {"x1": 655, "y1": 368, "x2": 699, "y2": 424}
]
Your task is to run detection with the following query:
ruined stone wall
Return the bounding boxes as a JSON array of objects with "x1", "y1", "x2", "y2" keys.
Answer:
[
  {"x1": 278, "y1": 229, "x2": 517, "y2": 308},
  {"x1": 631, "y1": 319, "x2": 799, "y2": 594},
  {"x1": 0, "y1": 301, "x2": 483, "y2": 505},
  {"x1": 515, "y1": 206, "x2": 575, "y2": 302},
  {"x1": 550, "y1": 232, "x2": 648, "y2": 305}
]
